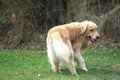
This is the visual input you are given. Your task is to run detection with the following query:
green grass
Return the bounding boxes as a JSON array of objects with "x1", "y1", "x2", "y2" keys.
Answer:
[{"x1": 0, "y1": 48, "x2": 120, "y2": 80}]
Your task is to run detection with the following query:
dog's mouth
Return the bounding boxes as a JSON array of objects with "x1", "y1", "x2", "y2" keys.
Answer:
[{"x1": 89, "y1": 36, "x2": 97, "y2": 43}]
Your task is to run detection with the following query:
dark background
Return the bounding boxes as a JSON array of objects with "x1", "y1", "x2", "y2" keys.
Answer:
[{"x1": 0, "y1": 0, "x2": 120, "y2": 49}]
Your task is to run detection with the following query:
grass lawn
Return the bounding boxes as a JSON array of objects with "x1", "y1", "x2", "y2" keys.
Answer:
[{"x1": 0, "y1": 48, "x2": 120, "y2": 80}]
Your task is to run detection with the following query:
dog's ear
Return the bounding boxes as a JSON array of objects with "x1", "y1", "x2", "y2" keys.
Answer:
[{"x1": 80, "y1": 23, "x2": 88, "y2": 34}]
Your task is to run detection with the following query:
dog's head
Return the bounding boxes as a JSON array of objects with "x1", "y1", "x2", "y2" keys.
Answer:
[{"x1": 81, "y1": 21, "x2": 100, "y2": 43}]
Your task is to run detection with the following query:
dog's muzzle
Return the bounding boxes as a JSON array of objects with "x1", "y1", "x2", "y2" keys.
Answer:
[{"x1": 89, "y1": 36, "x2": 100, "y2": 43}]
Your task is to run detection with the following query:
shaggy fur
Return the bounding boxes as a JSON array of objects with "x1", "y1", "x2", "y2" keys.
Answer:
[{"x1": 46, "y1": 20, "x2": 100, "y2": 75}]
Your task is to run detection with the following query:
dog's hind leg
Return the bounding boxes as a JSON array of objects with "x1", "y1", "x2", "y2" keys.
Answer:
[
  {"x1": 51, "y1": 60, "x2": 60, "y2": 73},
  {"x1": 47, "y1": 47, "x2": 61, "y2": 73},
  {"x1": 63, "y1": 55, "x2": 78, "y2": 75},
  {"x1": 63, "y1": 40, "x2": 78, "y2": 75}
]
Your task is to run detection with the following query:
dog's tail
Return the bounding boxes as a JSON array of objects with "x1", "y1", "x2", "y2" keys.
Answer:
[
  {"x1": 51, "y1": 33, "x2": 72, "y2": 63},
  {"x1": 47, "y1": 35, "x2": 56, "y2": 64}
]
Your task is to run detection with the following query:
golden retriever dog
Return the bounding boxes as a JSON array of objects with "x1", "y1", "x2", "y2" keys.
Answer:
[{"x1": 46, "y1": 20, "x2": 100, "y2": 75}]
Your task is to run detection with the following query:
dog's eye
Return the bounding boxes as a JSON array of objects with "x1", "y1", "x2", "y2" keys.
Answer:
[{"x1": 90, "y1": 29, "x2": 94, "y2": 31}]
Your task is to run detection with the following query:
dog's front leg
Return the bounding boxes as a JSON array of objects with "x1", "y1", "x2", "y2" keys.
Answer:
[{"x1": 74, "y1": 49, "x2": 88, "y2": 71}]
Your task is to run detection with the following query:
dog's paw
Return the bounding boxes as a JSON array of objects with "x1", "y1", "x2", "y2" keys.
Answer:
[{"x1": 81, "y1": 67, "x2": 88, "y2": 72}]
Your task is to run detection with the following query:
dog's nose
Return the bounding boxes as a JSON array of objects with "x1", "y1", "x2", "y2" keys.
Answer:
[{"x1": 96, "y1": 36, "x2": 100, "y2": 39}]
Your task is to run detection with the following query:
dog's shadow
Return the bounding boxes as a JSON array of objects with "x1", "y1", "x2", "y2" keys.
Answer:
[{"x1": 61, "y1": 67, "x2": 120, "y2": 76}]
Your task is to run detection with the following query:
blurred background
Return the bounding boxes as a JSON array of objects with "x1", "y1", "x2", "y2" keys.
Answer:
[{"x1": 0, "y1": 0, "x2": 120, "y2": 49}]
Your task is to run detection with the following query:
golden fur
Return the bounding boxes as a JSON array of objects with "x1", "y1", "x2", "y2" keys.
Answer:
[{"x1": 46, "y1": 20, "x2": 100, "y2": 75}]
